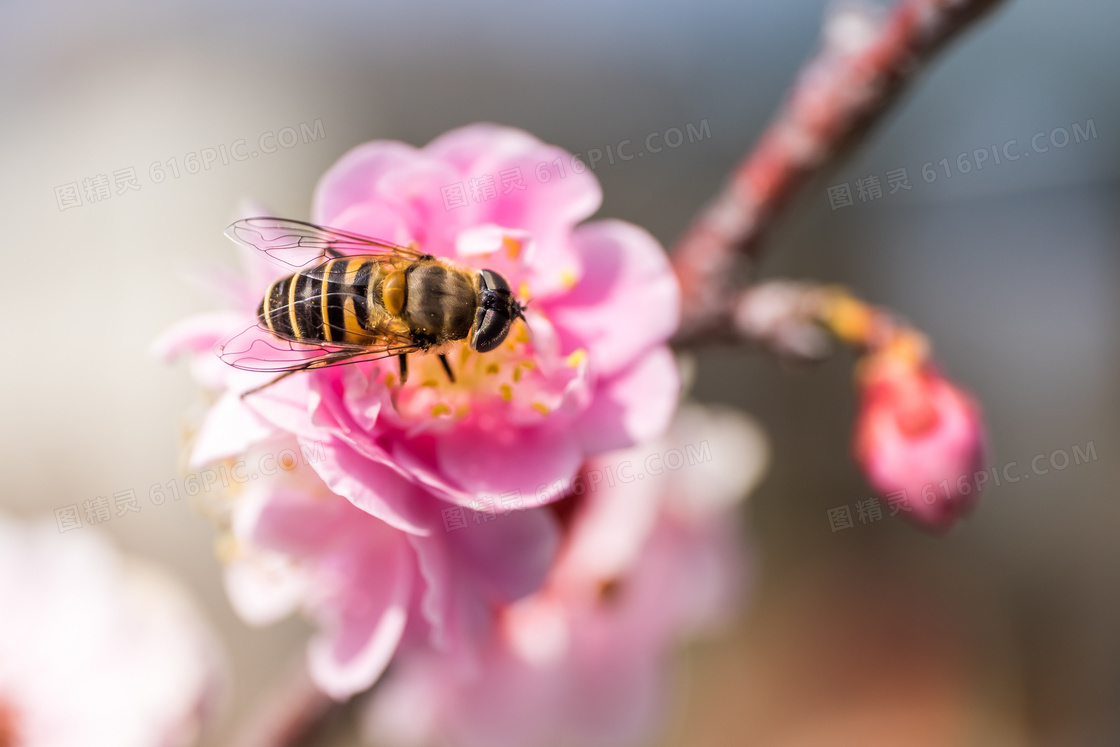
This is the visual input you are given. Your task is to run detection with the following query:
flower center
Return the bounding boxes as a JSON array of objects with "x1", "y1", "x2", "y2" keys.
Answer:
[{"x1": 380, "y1": 316, "x2": 588, "y2": 428}]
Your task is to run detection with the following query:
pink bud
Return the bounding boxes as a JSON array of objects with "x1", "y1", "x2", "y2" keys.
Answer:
[{"x1": 854, "y1": 358, "x2": 986, "y2": 531}]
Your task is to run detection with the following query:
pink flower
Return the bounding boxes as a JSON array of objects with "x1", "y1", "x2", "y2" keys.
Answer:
[
  {"x1": 155, "y1": 124, "x2": 681, "y2": 536},
  {"x1": 0, "y1": 513, "x2": 224, "y2": 747},
  {"x1": 853, "y1": 348, "x2": 985, "y2": 531},
  {"x1": 362, "y1": 404, "x2": 768, "y2": 747},
  {"x1": 221, "y1": 438, "x2": 561, "y2": 699}
]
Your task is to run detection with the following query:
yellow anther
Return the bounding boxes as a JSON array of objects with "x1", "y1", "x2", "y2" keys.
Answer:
[
  {"x1": 486, "y1": 363, "x2": 500, "y2": 375},
  {"x1": 422, "y1": 379, "x2": 439, "y2": 388},
  {"x1": 502, "y1": 235, "x2": 523, "y2": 258},
  {"x1": 214, "y1": 535, "x2": 240, "y2": 564},
  {"x1": 565, "y1": 349, "x2": 587, "y2": 368},
  {"x1": 560, "y1": 270, "x2": 578, "y2": 290},
  {"x1": 513, "y1": 367, "x2": 523, "y2": 382},
  {"x1": 532, "y1": 402, "x2": 551, "y2": 416},
  {"x1": 431, "y1": 403, "x2": 451, "y2": 417},
  {"x1": 500, "y1": 384, "x2": 513, "y2": 401}
]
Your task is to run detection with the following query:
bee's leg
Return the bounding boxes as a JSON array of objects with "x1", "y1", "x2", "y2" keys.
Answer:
[
  {"x1": 240, "y1": 370, "x2": 298, "y2": 399},
  {"x1": 398, "y1": 354, "x2": 409, "y2": 384},
  {"x1": 438, "y1": 354, "x2": 456, "y2": 383}
]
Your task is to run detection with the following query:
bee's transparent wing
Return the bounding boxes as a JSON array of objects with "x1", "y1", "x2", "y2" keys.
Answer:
[
  {"x1": 225, "y1": 217, "x2": 428, "y2": 270},
  {"x1": 217, "y1": 321, "x2": 420, "y2": 374}
]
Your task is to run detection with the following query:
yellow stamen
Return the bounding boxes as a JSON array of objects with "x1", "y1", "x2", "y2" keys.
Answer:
[
  {"x1": 500, "y1": 384, "x2": 513, "y2": 401},
  {"x1": 503, "y1": 235, "x2": 523, "y2": 258},
  {"x1": 532, "y1": 402, "x2": 551, "y2": 416},
  {"x1": 565, "y1": 348, "x2": 587, "y2": 368},
  {"x1": 515, "y1": 322, "x2": 530, "y2": 344},
  {"x1": 560, "y1": 270, "x2": 578, "y2": 290},
  {"x1": 385, "y1": 373, "x2": 396, "y2": 388},
  {"x1": 422, "y1": 379, "x2": 439, "y2": 388},
  {"x1": 431, "y1": 403, "x2": 451, "y2": 417},
  {"x1": 822, "y1": 288, "x2": 873, "y2": 345},
  {"x1": 513, "y1": 367, "x2": 523, "y2": 382},
  {"x1": 520, "y1": 360, "x2": 537, "y2": 370},
  {"x1": 215, "y1": 535, "x2": 240, "y2": 564},
  {"x1": 486, "y1": 363, "x2": 500, "y2": 375},
  {"x1": 518, "y1": 280, "x2": 531, "y2": 299}
]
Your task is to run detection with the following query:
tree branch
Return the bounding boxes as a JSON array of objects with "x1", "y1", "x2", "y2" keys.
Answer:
[
  {"x1": 225, "y1": 659, "x2": 339, "y2": 747},
  {"x1": 671, "y1": 0, "x2": 1008, "y2": 342}
]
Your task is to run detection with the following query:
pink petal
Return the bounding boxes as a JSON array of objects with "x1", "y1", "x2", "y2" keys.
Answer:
[
  {"x1": 312, "y1": 141, "x2": 422, "y2": 228},
  {"x1": 406, "y1": 531, "x2": 490, "y2": 666},
  {"x1": 548, "y1": 220, "x2": 680, "y2": 377},
  {"x1": 312, "y1": 140, "x2": 463, "y2": 257},
  {"x1": 446, "y1": 504, "x2": 560, "y2": 604},
  {"x1": 189, "y1": 390, "x2": 277, "y2": 468},
  {"x1": 149, "y1": 311, "x2": 244, "y2": 362},
  {"x1": 309, "y1": 439, "x2": 432, "y2": 536},
  {"x1": 426, "y1": 124, "x2": 602, "y2": 242},
  {"x1": 234, "y1": 481, "x2": 359, "y2": 557},
  {"x1": 241, "y1": 374, "x2": 321, "y2": 441},
  {"x1": 306, "y1": 530, "x2": 414, "y2": 700},
  {"x1": 222, "y1": 557, "x2": 305, "y2": 627},
  {"x1": 436, "y1": 424, "x2": 583, "y2": 502},
  {"x1": 576, "y1": 345, "x2": 680, "y2": 454},
  {"x1": 327, "y1": 202, "x2": 416, "y2": 248},
  {"x1": 424, "y1": 124, "x2": 543, "y2": 174}
]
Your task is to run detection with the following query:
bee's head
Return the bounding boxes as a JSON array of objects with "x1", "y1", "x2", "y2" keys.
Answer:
[{"x1": 471, "y1": 269, "x2": 526, "y2": 353}]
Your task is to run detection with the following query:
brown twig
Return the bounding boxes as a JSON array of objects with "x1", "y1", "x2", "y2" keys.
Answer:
[
  {"x1": 671, "y1": 0, "x2": 1008, "y2": 343},
  {"x1": 225, "y1": 658, "x2": 339, "y2": 747}
]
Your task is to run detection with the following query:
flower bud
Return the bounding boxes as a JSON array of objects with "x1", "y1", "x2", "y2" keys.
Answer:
[{"x1": 854, "y1": 346, "x2": 985, "y2": 532}]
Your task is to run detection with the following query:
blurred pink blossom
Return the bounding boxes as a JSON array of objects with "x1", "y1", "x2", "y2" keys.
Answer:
[
  {"x1": 221, "y1": 439, "x2": 559, "y2": 699},
  {"x1": 155, "y1": 124, "x2": 680, "y2": 538},
  {"x1": 853, "y1": 349, "x2": 985, "y2": 531},
  {"x1": 363, "y1": 404, "x2": 769, "y2": 747},
  {"x1": 0, "y1": 513, "x2": 224, "y2": 747}
]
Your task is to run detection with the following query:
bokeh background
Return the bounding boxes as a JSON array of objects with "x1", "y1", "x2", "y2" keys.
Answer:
[{"x1": 3, "y1": 0, "x2": 1119, "y2": 744}]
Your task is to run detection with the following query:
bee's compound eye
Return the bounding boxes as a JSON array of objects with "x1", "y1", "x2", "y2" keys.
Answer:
[
  {"x1": 479, "y1": 268, "x2": 511, "y2": 294},
  {"x1": 471, "y1": 305, "x2": 512, "y2": 353}
]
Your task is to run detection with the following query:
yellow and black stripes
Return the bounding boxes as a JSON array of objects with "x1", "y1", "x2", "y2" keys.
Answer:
[{"x1": 258, "y1": 258, "x2": 383, "y2": 345}]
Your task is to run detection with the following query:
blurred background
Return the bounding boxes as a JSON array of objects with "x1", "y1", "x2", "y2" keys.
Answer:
[{"x1": 2, "y1": 0, "x2": 1118, "y2": 744}]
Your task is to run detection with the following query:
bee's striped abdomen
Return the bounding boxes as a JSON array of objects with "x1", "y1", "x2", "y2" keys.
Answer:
[{"x1": 258, "y1": 258, "x2": 383, "y2": 345}]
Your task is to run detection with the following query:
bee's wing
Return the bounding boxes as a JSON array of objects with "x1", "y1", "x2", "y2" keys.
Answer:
[
  {"x1": 225, "y1": 217, "x2": 428, "y2": 270},
  {"x1": 218, "y1": 320, "x2": 421, "y2": 374}
]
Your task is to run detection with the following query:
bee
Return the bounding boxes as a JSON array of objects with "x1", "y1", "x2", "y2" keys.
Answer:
[{"x1": 218, "y1": 217, "x2": 526, "y2": 396}]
